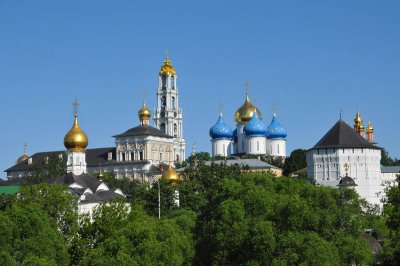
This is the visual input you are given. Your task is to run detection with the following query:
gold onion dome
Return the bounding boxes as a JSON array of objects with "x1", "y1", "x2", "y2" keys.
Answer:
[
  {"x1": 160, "y1": 55, "x2": 176, "y2": 76},
  {"x1": 64, "y1": 115, "x2": 88, "y2": 152},
  {"x1": 234, "y1": 93, "x2": 262, "y2": 124},
  {"x1": 354, "y1": 110, "x2": 363, "y2": 126},
  {"x1": 162, "y1": 165, "x2": 179, "y2": 185},
  {"x1": 17, "y1": 153, "x2": 28, "y2": 164},
  {"x1": 366, "y1": 121, "x2": 374, "y2": 133},
  {"x1": 17, "y1": 144, "x2": 28, "y2": 163},
  {"x1": 138, "y1": 101, "x2": 151, "y2": 120}
]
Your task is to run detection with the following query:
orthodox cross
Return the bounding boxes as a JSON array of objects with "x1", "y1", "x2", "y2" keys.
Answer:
[
  {"x1": 245, "y1": 80, "x2": 249, "y2": 95},
  {"x1": 73, "y1": 98, "x2": 79, "y2": 116}
]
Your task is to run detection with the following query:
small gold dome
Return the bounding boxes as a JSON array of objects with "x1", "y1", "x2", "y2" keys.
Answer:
[
  {"x1": 234, "y1": 94, "x2": 262, "y2": 124},
  {"x1": 16, "y1": 143, "x2": 28, "y2": 163},
  {"x1": 353, "y1": 110, "x2": 363, "y2": 126},
  {"x1": 160, "y1": 56, "x2": 176, "y2": 76},
  {"x1": 97, "y1": 172, "x2": 104, "y2": 180},
  {"x1": 138, "y1": 101, "x2": 151, "y2": 120},
  {"x1": 162, "y1": 165, "x2": 179, "y2": 185},
  {"x1": 17, "y1": 154, "x2": 28, "y2": 164},
  {"x1": 64, "y1": 115, "x2": 88, "y2": 152},
  {"x1": 366, "y1": 121, "x2": 374, "y2": 134}
]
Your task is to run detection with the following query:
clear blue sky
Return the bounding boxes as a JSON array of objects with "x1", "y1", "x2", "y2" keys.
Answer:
[{"x1": 1, "y1": 1, "x2": 399, "y2": 177}]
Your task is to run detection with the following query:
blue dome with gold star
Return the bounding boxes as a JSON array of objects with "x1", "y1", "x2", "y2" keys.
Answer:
[
  {"x1": 266, "y1": 113, "x2": 287, "y2": 139},
  {"x1": 244, "y1": 112, "x2": 267, "y2": 137},
  {"x1": 209, "y1": 113, "x2": 233, "y2": 140}
]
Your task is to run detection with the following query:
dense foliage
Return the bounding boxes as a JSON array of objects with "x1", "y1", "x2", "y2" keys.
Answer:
[
  {"x1": 381, "y1": 148, "x2": 400, "y2": 166},
  {"x1": 1, "y1": 154, "x2": 399, "y2": 265}
]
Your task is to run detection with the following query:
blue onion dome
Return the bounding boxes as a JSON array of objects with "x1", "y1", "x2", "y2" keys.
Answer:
[
  {"x1": 209, "y1": 113, "x2": 233, "y2": 140},
  {"x1": 266, "y1": 113, "x2": 287, "y2": 139},
  {"x1": 243, "y1": 112, "x2": 267, "y2": 137}
]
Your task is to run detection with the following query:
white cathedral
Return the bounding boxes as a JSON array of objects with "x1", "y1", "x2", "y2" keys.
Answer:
[
  {"x1": 209, "y1": 82, "x2": 287, "y2": 158},
  {"x1": 6, "y1": 55, "x2": 186, "y2": 182}
]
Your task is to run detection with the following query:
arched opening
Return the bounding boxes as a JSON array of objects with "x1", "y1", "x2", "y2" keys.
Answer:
[
  {"x1": 172, "y1": 96, "x2": 176, "y2": 109},
  {"x1": 160, "y1": 123, "x2": 166, "y2": 133}
]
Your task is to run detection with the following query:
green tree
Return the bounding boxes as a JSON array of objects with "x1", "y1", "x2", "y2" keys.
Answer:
[
  {"x1": 380, "y1": 173, "x2": 400, "y2": 265},
  {"x1": 27, "y1": 154, "x2": 66, "y2": 184},
  {"x1": 77, "y1": 202, "x2": 194, "y2": 266},
  {"x1": 381, "y1": 147, "x2": 400, "y2": 166},
  {"x1": 282, "y1": 148, "x2": 307, "y2": 176},
  {"x1": 0, "y1": 204, "x2": 69, "y2": 265}
]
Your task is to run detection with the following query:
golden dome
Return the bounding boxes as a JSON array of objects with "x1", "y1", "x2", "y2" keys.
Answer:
[
  {"x1": 234, "y1": 93, "x2": 262, "y2": 124},
  {"x1": 353, "y1": 110, "x2": 363, "y2": 127},
  {"x1": 17, "y1": 154, "x2": 28, "y2": 164},
  {"x1": 160, "y1": 55, "x2": 176, "y2": 76},
  {"x1": 64, "y1": 115, "x2": 88, "y2": 152},
  {"x1": 366, "y1": 121, "x2": 374, "y2": 134},
  {"x1": 97, "y1": 171, "x2": 104, "y2": 180},
  {"x1": 162, "y1": 165, "x2": 179, "y2": 185},
  {"x1": 16, "y1": 143, "x2": 28, "y2": 163},
  {"x1": 138, "y1": 101, "x2": 151, "y2": 121}
]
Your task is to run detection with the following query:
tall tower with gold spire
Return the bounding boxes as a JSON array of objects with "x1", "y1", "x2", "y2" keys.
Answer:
[
  {"x1": 153, "y1": 53, "x2": 186, "y2": 162},
  {"x1": 64, "y1": 99, "x2": 88, "y2": 175}
]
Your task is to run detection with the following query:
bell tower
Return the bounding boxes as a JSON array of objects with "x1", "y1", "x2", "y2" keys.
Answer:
[{"x1": 154, "y1": 53, "x2": 186, "y2": 162}]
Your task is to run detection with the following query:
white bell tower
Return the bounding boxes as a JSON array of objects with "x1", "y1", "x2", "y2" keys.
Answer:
[{"x1": 154, "y1": 53, "x2": 186, "y2": 162}]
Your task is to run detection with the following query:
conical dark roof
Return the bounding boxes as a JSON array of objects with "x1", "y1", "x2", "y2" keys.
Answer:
[
  {"x1": 312, "y1": 120, "x2": 379, "y2": 149},
  {"x1": 338, "y1": 175, "x2": 357, "y2": 187}
]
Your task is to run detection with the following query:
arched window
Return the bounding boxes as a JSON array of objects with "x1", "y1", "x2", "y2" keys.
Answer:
[
  {"x1": 172, "y1": 96, "x2": 176, "y2": 109},
  {"x1": 174, "y1": 123, "x2": 177, "y2": 137},
  {"x1": 162, "y1": 76, "x2": 166, "y2": 89},
  {"x1": 161, "y1": 96, "x2": 166, "y2": 110},
  {"x1": 160, "y1": 123, "x2": 166, "y2": 133},
  {"x1": 171, "y1": 77, "x2": 175, "y2": 89}
]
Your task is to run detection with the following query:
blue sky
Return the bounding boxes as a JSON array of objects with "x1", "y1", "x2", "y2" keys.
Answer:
[{"x1": 1, "y1": 1, "x2": 399, "y2": 177}]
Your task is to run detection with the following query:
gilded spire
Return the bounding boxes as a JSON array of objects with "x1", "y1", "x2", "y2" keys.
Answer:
[
  {"x1": 64, "y1": 99, "x2": 88, "y2": 152},
  {"x1": 160, "y1": 51, "x2": 176, "y2": 76}
]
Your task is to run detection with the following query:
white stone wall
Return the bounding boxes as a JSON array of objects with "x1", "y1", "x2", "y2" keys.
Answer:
[
  {"x1": 211, "y1": 139, "x2": 232, "y2": 157},
  {"x1": 66, "y1": 151, "x2": 87, "y2": 175},
  {"x1": 267, "y1": 139, "x2": 286, "y2": 157},
  {"x1": 307, "y1": 148, "x2": 387, "y2": 206},
  {"x1": 245, "y1": 136, "x2": 266, "y2": 154}
]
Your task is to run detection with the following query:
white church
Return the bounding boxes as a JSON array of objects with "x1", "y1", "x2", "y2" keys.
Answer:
[
  {"x1": 209, "y1": 82, "x2": 288, "y2": 159},
  {"x1": 6, "y1": 55, "x2": 186, "y2": 182}
]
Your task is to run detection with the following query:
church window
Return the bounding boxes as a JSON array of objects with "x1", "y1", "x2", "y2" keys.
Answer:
[
  {"x1": 174, "y1": 123, "x2": 177, "y2": 137},
  {"x1": 162, "y1": 76, "x2": 166, "y2": 89},
  {"x1": 139, "y1": 151, "x2": 144, "y2": 160},
  {"x1": 176, "y1": 154, "x2": 179, "y2": 161},
  {"x1": 171, "y1": 77, "x2": 175, "y2": 89},
  {"x1": 161, "y1": 96, "x2": 166, "y2": 110},
  {"x1": 161, "y1": 123, "x2": 166, "y2": 133},
  {"x1": 131, "y1": 152, "x2": 135, "y2": 161},
  {"x1": 172, "y1": 97, "x2": 176, "y2": 109},
  {"x1": 121, "y1": 153, "x2": 126, "y2": 161}
]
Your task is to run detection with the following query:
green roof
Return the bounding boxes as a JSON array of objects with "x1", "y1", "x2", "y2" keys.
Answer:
[{"x1": 0, "y1": 186, "x2": 21, "y2": 195}]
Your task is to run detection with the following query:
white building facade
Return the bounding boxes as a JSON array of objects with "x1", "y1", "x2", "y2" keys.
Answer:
[{"x1": 306, "y1": 117, "x2": 393, "y2": 206}]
